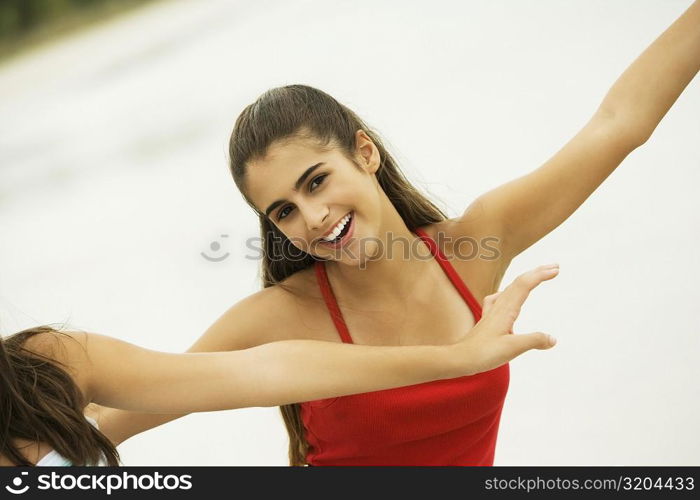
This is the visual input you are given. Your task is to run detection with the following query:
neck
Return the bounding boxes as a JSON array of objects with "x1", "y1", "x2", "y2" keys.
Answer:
[{"x1": 325, "y1": 212, "x2": 436, "y2": 302}]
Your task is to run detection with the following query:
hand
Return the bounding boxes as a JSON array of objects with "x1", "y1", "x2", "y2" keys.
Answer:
[{"x1": 458, "y1": 263, "x2": 560, "y2": 375}]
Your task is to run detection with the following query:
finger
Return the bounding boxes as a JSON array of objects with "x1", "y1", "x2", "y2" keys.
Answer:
[
  {"x1": 481, "y1": 292, "x2": 501, "y2": 317},
  {"x1": 491, "y1": 264, "x2": 559, "y2": 317},
  {"x1": 482, "y1": 264, "x2": 559, "y2": 333},
  {"x1": 504, "y1": 331, "x2": 557, "y2": 359}
]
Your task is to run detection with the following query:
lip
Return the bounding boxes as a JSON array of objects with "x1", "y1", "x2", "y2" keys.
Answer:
[
  {"x1": 318, "y1": 211, "x2": 354, "y2": 249},
  {"x1": 319, "y1": 211, "x2": 351, "y2": 240}
]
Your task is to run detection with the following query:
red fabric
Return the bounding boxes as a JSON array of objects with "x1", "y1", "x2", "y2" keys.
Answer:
[{"x1": 301, "y1": 227, "x2": 510, "y2": 465}]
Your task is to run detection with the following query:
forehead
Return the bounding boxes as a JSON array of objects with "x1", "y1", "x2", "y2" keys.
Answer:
[{"x1": 246, "y1": 139, "x2": 333, "y2": 210}]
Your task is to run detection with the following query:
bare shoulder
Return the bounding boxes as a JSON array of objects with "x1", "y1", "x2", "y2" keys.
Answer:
[
  {"x1": 20, "y1": 328, "x2": 91, "y2": 396},
  {"x1": 21, "y1": 328, "x2": 88, "y2": 364},
  {"x1": 417, "y1": 212, "x2": 512, "y2": 301},
  {"x1": 191, "y1": 266, "x2": 331, "y2": 352}
]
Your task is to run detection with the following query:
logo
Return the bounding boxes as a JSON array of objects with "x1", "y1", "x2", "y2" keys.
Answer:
[
  {"x1": 5, "y1": 471, "x2": 29, "y2": 494},
  {"x1": 201, "y1": 234, "x2": 230, "y2": 262}
]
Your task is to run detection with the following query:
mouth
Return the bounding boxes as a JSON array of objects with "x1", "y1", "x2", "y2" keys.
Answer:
[{"x1": 318, "y1": 211, "x2": 354, "y2": 249}]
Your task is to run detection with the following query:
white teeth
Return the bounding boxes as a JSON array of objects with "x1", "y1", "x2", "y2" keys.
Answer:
[{"x1": 323, "y1": 213, "x2": 351, "y2": 242}]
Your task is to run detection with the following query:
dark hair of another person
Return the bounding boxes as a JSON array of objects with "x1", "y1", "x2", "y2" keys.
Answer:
[{"x1": 0, "y1": 325, "x2": 119, "y2": 466}]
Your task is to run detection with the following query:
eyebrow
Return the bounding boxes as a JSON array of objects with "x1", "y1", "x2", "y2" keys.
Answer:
[{"x1": 264, "y1": 162, "x2": 325, "y2": 217}]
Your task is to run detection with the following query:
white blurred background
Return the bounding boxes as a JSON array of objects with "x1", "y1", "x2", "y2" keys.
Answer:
[{"x1": 0, "y1": 0, "x2": 698, "y2": 465}]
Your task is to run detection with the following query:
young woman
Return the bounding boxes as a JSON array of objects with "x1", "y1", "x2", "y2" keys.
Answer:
[
  {"x1": 0, "y1": 265, "x2": 557, "y2": 466},
  {"x1": 98, "y1": 1, "x2": 700, "y2": 465}
]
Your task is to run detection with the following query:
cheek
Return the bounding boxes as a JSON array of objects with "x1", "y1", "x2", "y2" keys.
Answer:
[
  {"x1": 355, "y1": 179, "x2": 380, "y2": 211},
  {"x1": 336, "y1": 177, "x2": 372, "y2": 204},
  {"x1": 281, "y1": 223, "x2": 314, "y2": 252}
]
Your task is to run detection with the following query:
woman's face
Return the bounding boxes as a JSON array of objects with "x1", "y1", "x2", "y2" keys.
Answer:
[{"x1": 246, "y1": 130, "x2": 384, "y2": 264}]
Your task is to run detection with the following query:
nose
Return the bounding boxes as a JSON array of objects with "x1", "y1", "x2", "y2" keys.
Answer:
[{"x1": 301, "y1": 202, "x2": 329, "y2": 233}]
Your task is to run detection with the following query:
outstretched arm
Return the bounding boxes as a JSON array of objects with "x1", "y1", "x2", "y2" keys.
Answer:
[
  {"x1": 459, "y1": 1, "x2": 700, "y2": 262},
  {"x1": 32, "y1": 266, "x2": 559, "y2": 414},
  {"x1": 70, "y1": 333, "x2": 458, "y2": 413},
  {"x1": 604, "y1": 0, "x2": 700, "y2": 143}
]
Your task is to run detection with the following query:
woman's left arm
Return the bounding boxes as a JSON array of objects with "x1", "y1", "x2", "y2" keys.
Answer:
[
  {"x1": 603, "y1": 0, "x2": 700, "y2": 143},
  {"x1": 461, "y1": 0, "x2": 700, "y2": 262}
]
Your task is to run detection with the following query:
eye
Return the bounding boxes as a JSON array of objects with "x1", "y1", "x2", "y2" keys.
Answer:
[
  {"x1": 309, "y1": 174, "x2": 327, "y2": 191},
  {"x1": 277, "y1": 174, "x2": 328, "y2": 221},
  {"x1": 277, "y1": 205, "x2": 293, "y2": 220}
]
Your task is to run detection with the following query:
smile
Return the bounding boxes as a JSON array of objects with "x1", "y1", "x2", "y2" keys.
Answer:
[{"x1": 319, "y1": 211, "x2": 354, "y2": 248}]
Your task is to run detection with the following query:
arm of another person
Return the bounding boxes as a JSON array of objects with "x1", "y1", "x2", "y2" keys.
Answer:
[
  {"x1": 91, "y1": 289, "x2": 289, "y2": 446},
  {"x1": 68, "y1": 266, "x2": 560, "y2": 444}
]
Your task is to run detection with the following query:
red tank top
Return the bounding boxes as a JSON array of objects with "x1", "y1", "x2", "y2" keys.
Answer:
[{"x1": 299, "y1": 227, "x2": 510, "y2": 465}]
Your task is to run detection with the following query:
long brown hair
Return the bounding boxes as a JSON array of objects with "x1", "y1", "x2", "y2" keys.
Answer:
[
  {"x1": 0, "y1": 325, "x2": 120, "y2": 466},
  {"x1": 228, "y1": 84, "x2": 448, "y2": 465}
]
